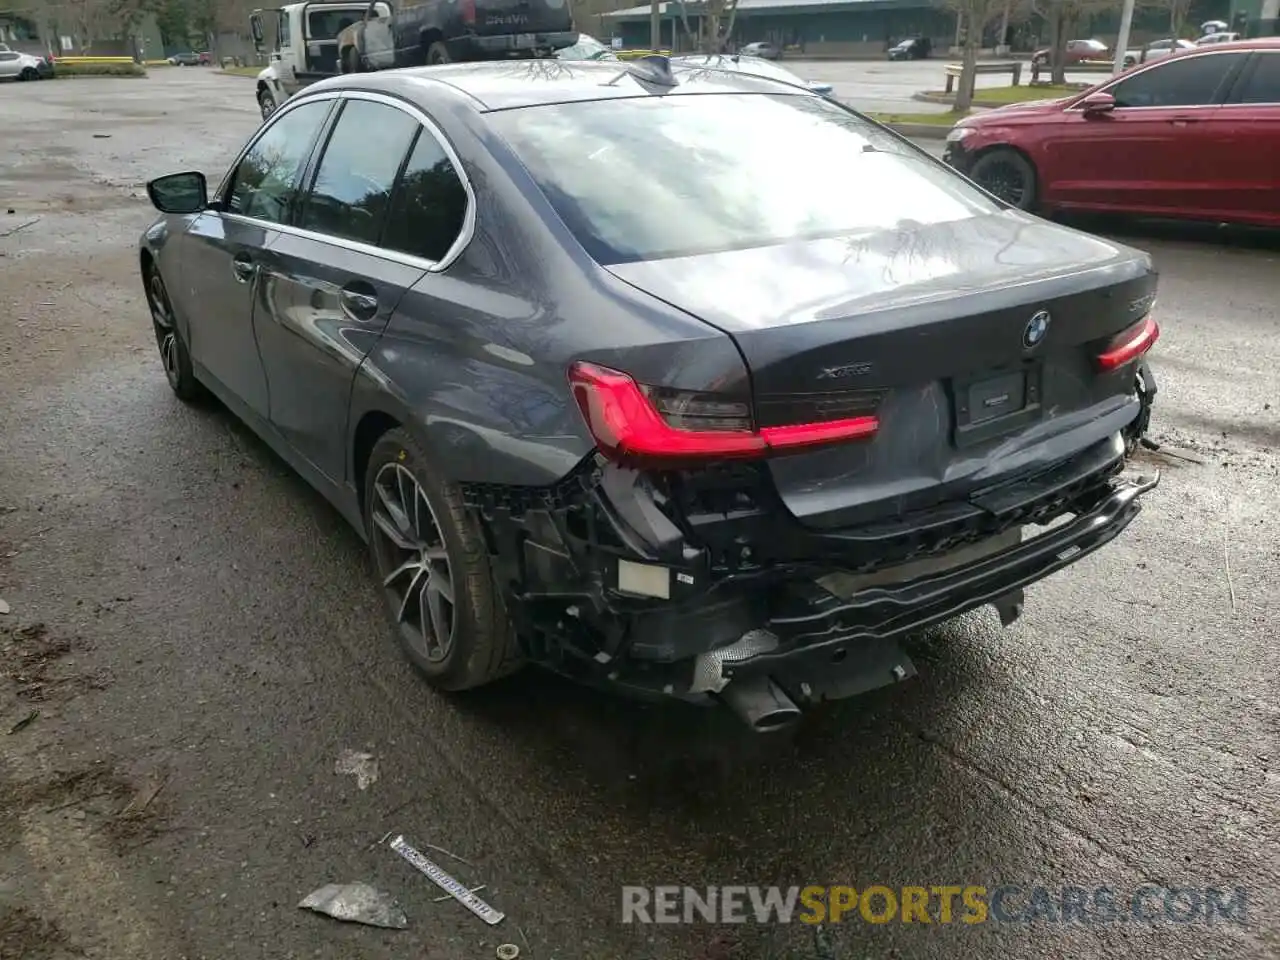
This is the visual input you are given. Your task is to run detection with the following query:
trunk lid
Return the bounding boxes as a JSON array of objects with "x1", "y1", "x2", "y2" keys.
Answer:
[{"x1": 606, "y1": 211, "x2": 1157, "y2": 529}]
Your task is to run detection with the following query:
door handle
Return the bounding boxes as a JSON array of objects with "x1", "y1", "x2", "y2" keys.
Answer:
[
  {"x1": 1170, "y1": 117, "x2": 1200, "y2": 126},
  {"x1": 339, "y1": 282, "x2": 380, "y2": 322},
  {"x1": 231, "y1": 254, "x2": 256, "y2": 283}
]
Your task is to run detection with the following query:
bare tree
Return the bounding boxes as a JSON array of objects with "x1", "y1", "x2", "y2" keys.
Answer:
[
  {"x1": 675, "y1": 0, "x2": 741, "y2": 53},
  {"x1": 939, "y1": 0, "x2": 1010, "y2": 113},
  {"x1": 1030, "y1": 0, "x2": 1125, "y2": 84}
]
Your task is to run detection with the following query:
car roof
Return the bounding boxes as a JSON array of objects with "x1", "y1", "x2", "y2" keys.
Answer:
[
  {"x1": 301, "y1": 59, "x2": 810, "y2": 111},
  {"x1": 1189, "y1": 37, "x2": 1280, "y2": 51}
]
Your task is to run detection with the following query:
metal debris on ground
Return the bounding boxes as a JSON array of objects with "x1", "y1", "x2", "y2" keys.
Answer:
[
  {"x1": 297, "y1": 882, "x2": 408, "y2": 929},
  {"x1": 334, "y1": 749, "x2": 378, "y2": 790},
  {"x1": 432, "y1": 884, "x2": 484, "y2": 902},
  {"x1": 7, "y1": 709, "x2": 38, "y2": 734},
  {"x1": 0, "y1": 598, "x2": 9, "y2": 615},
  {"x1": 497, "y1": 945, "x2": 520, "y2": 959},
  {"x1": 0, "y1": 218, "x2": 39, "y2": 238},
  {"x1": 388, "y1": 834, "x2": 504, "y2": 925}
]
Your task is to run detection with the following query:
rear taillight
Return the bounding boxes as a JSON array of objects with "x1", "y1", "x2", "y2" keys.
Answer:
[
  {"x1": 1096, "y1": 315, "x2": 1159, "y2": 371},
  {"x1": 460, "y1": 0, "x2": 476, "y2": 24},
  {"x1": 567, "y1": 361, "x2": 878, "y2": 466}
]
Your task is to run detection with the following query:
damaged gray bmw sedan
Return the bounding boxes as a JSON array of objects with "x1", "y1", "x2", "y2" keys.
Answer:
[{"x1": 139, "y1": 57, "x2": 1160, "y2": 732}]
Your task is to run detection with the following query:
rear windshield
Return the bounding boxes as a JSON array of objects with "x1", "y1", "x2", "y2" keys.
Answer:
[{"x1": 488, "y1": 93, "x2": 1000, "y2": 264}]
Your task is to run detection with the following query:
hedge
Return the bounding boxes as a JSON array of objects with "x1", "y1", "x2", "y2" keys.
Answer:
[{"x1": 54, "y1": 62, "x2": 147, "y2": 78}]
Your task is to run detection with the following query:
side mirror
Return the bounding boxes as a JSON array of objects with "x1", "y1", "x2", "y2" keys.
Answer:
[
  {"x1": 1080, "y1": 91, "x2": 1116, "y2": 116},
  {"x1": 147, "y1": 171, "x2": 209, "y2": 214},
  {"x1": 250, "y1": 14, "x2": 264, "y2": 49},
  {"x1": 807, "y1": 80, "x2": 833, "y2": 97}
]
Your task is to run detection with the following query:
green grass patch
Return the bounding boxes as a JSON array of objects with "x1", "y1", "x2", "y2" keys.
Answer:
[
  {"x1": 55, "y1": 62, "x2": 147, "y2": 77},
  {"x1": 220, "y1": 65, "x2": 262, "y2": 77},
  {"x1": 867, "y1": 111, "x2": 965, "y2": 126},
  {"x1": 926, "y1": 83, "x2": 1082, "y2": 105}
]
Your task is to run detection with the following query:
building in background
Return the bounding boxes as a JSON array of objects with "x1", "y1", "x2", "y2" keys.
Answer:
[{"x1": 603, "y1": 0, "x2": 1236, "y2": 56}]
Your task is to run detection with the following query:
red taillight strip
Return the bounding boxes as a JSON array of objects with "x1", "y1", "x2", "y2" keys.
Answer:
[
  {"x1": 760, "y1": 416, "x2": 880, "y2": 449},
  {"x1": 568, "y1": 361, "x2": 878, "y2": 464},
  {"x1": 1097, "y1": 315, "x2": 1159, "y2": 371}
]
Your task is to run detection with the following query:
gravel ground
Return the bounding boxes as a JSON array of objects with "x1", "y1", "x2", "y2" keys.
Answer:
[{"x1": 0, "y1": 69, "x2": 1277, "y2": 960}]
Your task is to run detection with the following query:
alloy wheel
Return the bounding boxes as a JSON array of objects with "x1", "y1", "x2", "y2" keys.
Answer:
[
  {"x1": 147, "y1": 269, "x2": 182, "y2": 390},
  {"x1": 976, "y1": 160, "x2": 1028, "y2": 207},
  {"x1": 369, "y1": 462, "x2": 457, "y2": 664}
]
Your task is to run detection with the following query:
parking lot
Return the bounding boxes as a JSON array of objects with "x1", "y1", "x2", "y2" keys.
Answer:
[
  {"x1": 783, "y1": 56, "x2": 1107, "y2": 113},
  {"x1": 0, "y1": 68, "x2": 1277, "y2": 960}
]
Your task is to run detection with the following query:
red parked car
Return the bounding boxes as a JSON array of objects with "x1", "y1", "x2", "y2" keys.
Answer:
[
  {"x1": 944, "y1": 39, "x2": 1280, "y2": 227},
  {"x1": 1032, "y1": 38, "x2": 1109, "y2": 66}
]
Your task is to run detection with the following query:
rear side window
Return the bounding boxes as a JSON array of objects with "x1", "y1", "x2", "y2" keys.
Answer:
[
  {"x1": 1110, "y1": 52, "x2": 1244, "y2": 107},
  {"x1": 1231, "y1": 53, "x2": 1280, "y2": 103},
  {"x1": 488, "y1": 93, "x2": 998, "y2": 265},
  {"x1": 381, "y1": 130, "x2": 469, "y2": 263},
  {"x1": 227, "y1": 100, "x2": 331, "y2": 224},
  {"x1": 299, "y1": 99, "x2": 419, "y2": 245}
]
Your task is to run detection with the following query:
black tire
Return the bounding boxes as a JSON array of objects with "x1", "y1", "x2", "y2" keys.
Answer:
[
  {"x1": 341, "y1": 46, "x2": 361, "y2": 73},
  {"x1": 364, "y1": 428, "x2": 522, "y2": 691},
  {"x1": 19, "y1": 67, "x2": 37, "y2": 81},
  {"x1": 257, "y1": 87, "x2": 277, "y2": 121},
  {"x1": 426, "y1": 41, "x2": 451, "y2": 65},
  {"x1": 144, "y1": 263, "x2": 205, "y2": 402},
  {"x1": 968, "y1": 147, "x2": 1038, "y2": 211}
]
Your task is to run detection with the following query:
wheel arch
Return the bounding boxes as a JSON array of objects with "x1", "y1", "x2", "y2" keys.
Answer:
[{"x1": 351, "y1": 408, "x2": 403, "y2": 517}]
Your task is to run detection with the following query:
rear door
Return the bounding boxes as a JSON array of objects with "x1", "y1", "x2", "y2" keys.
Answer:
[
  {"x1": 1220, "y1": 49, "x2": 1280, "y2": 222},
  {"x1": 252, "y1": 94, "x2": 427, "y2": 482},
  {"x1": 1044, "y1": 51, "x2": 1248, "y2": 216}
]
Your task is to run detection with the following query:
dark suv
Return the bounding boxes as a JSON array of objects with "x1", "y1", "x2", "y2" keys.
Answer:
[
  {"x1": 339, "y1": 0, "x2": 576, "y2": 69},
  {"x1": 888, "y1": 36, "x2": 932, "y2": 60}
]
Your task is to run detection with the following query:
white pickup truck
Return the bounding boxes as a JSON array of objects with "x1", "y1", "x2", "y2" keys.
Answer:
[{"x1": 250, "y1": 1, "x2": 392, "y2": 119}]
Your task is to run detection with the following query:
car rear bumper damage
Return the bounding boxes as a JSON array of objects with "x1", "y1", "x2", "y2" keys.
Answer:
[{"x1": 464, "y1": 401, "x2": 1159, "y2": 730}]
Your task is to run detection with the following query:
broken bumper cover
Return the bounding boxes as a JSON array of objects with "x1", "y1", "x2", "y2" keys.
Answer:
[
  {"x1": 465, "y1": 433, "x2": 1158, "y2": 707},
  {"x1": 720, "y1": 472, "x2": 1157, "y2": 700}
]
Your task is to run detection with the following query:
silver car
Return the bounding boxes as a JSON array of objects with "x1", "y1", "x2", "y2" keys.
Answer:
[{"x1": 0, "y1": 49, "x2": 49, "y2": 81}]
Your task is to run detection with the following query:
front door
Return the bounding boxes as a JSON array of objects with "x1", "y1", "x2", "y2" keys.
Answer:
[
  {"x1": 252, "y1": 96, "x2": 426, "y2": 481},
  {"x1": 1044, "y1": 50, "x2": 1249, "y2": 216},
  {"x1": 176, "y1": 97, "x2": 335, "y2": 416}
]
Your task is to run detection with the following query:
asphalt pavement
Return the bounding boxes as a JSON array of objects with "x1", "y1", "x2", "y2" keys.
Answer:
[{"x1": 0, "y1": 68, "x2": 1277, "y2": 960}]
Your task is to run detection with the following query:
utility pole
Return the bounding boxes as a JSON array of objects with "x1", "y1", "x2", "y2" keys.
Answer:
[
  {"x1": 650, "y1": 0, "x2": 660, "y2": 51},
  {"x1": 1113, "y1": 0, "x2": 1136, "y2": 75}
]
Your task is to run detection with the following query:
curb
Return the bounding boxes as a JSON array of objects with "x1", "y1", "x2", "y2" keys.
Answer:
[{"x1": 884, "y1": 122, "x2": 951, "y2": 140}]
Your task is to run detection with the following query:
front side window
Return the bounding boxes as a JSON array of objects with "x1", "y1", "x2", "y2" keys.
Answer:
[
  {"x1": 226, "y1": 100, "x2": 330, "y2": 224},
  {"x1": 489, "y1": 93, "x2": 999, "y2": 265},
  {"x1": 279, "y1": 10, "x2": 292, "y2": 47},
  {"x1": 1108, "y1": 52, "x2": 1243, "y2": 107},
  {"x1": 298, "y1": 99, "x2": 419, "y2": 244},
  {"x1": 381, "y1": 129, "x2": 469, "y2": 262}
]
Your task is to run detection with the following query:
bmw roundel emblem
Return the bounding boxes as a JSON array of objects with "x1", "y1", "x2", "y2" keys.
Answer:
[{"x1": 1023, "y1": 310, "x2": 1051, "y2": 349}]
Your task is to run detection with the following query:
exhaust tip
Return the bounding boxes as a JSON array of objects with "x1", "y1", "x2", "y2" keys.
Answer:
[{"x1": 718, "y1": 676, "x2": 802, "y2": 733}]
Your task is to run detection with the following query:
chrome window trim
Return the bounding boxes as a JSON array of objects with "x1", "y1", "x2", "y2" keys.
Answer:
[
  {"x1": 212, "y1": 88, "x2": 477, "y2": 274},
  {"x1": 1062, "y1": 49, "x2": 1248, "y2": 113}
]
